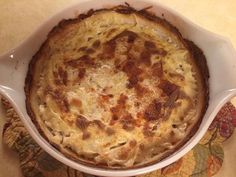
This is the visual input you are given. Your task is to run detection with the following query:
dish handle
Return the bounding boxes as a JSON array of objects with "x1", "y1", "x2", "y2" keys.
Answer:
[
  {"x1": 0, "y1": 52, "x2": 28, "y2": 132},
  {"x1": 0, "y1": 50, "x2": 24, "y2": 102},
  {"x1": 204, "y1": 36, "x2": 236, "y2": 118}
]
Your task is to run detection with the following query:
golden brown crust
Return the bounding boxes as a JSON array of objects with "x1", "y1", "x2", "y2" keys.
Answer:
[{"x1": 25, "y1": 4, "x2": 209, "y2": 169}]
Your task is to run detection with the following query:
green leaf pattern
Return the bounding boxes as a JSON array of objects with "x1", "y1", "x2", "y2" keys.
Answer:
[
  {"x1": 210, "y1": 145, "x2": 224, "y2": 161},
  {"x1": 192, "y1": 144, "x2": 210, "y2": 177}
]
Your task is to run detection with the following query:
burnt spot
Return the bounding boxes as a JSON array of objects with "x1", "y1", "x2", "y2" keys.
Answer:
[
  {"x1": 92, "y1": 40, "x2": 101, "y2": 48},
  {"x1": 78, "y1": 9, "x2": 94, "y2": 19},
  {"x1": 144, "y1": 40, "x2": 167, "y2": 56},
  {"x1": 115, "y1": 5, "x2": 134, "y2": 14},
  {"x1": 155, "y1": 48, "x2": 167, "y2": 56},
  {"x1": 127, "y1": 75, "x2": 139, "y2": 88},
  {"x1": 122, "y1": 60, "x2": 143, "y2": 88},
  {"x1": 92, "y1": 120, "x2": 105, "y2": 129},
  {"x1": 127, "y1": 51, "x2": 138, "y2": 61},
  {"x1": 118, "y1": 94, "x2": 128, "y2": 105},
  {"x1": 172, "y1": 124, "x2": 177, "y2": 128},
  {"x1": 140, "y1": 41, "x2": 166, "y2": 66},
  {"x1": 152, "y1": 62, "x2": 163, "y2": 77},
  {"x1": 110, "y1": 115, "x2": 119, "y2": 125},
  {"x1": 110, "y1": 110, "x2": 120, "y2": 124},
  {"x1": 135, "y1": 102, "x2": 141, "y2": 107},
  {"x1": 106, "y1": 28, "x2": 118, "y2": 38},
  {"x1": 110, "y1": 107, "x2": 122, "y2": 122},
  {"x1": 79, "y1": 55, "x2": 95, "y2": 66},
  {"x1": 110, "y1": 94, "x2": 128, "y2": 125},
  {"x1": 134, "y1": 84, "x2": 149, "y2": 97},
  {"x1": 58, "y1": 67, "x2": 68, "y2": 85},
  {"x1": 120, "y1": 114, "x2": 135, "y2": 131},
  {"x1": 65, "y1": 60, "x2": 78, "y2": 68},
  {"x1": 78, "y1": 68, "x2": 86, "y2": 80},
  {"x1": 76, "y1": 115, "x2": 90, "y2": 130},
  {"x1": 122, "y1": 61, "x2": 142, "y2": 75},
  {"x1": 127, "y1": 31, "x2": 138, "y2": 43},
  {"x1": 101, "y1": 40, "x2": 116, "y2": 59},
  {"x1": 108, "y1": 94, "x2": 114, "y2": 98},
  {"x1": 140, "y1": 50, "x2": 151, "y2": 66},
  {"x1": 159, "y1": 80, "x2": 179, "y2": 96},
  {"x1": 144, "y1": 99, "x2": 162, "y2": 121},
  {"x1": 105, "y1": 127, "x2": 115, "y2": 135},
  {"x1": 152, "y1": 124, "x2": 158, "y2": 131},
  {"x1": 82, "y1": 131, "x2": 91, "y2": 140},
  {"x1": 129, "y1": 140, "x2": 137, "y2": 147},
  {"x1": 144, "y1": 41, "x2": 156, "y2": 51},
  {"x1": 62, "y1": 99, "x2": 69, "y2": 112},
  {"x1": 113, "y1": 30, "x2": 138, "y2": 43},
  {"x1": 53, "y1": 71, "x2": 58, "y2": 78},
  {"x1": 101, "y1": 30, "x2": 138, "y2": 60},
  {"x1": 54, "y1": 79, "x2": 62, "y2": 85},
  {"x1": 164, "y1": 89, "x2": 179, "y2": 108}
]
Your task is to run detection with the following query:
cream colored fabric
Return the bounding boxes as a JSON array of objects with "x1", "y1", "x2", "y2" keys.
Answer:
[{"x1": 0, "y1": 0, "x2": 236, "y2": 177}]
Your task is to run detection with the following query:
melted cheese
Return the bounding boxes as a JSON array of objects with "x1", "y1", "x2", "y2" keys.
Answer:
[{"x1": 27, "y1": 9, "x2": 207, "y2": 168}]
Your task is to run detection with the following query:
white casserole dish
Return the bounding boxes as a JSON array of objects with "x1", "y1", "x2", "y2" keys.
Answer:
[{"x1": 0, "y1": 0, "x2": 236, "y2": 176}]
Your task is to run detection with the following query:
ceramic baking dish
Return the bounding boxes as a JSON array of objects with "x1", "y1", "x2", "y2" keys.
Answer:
[{"x1": 0, "y1": 0, "x2": 236, "y2": 176}]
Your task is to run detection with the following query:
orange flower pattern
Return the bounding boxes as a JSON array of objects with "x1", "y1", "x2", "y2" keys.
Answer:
[{"x1": 1, "y1": 98, "x2": 236, "y2": 177}]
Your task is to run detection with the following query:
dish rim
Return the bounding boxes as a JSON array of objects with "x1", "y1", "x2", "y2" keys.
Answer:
[{"x1": 0, "y1": 0, "x2": 236, "y2": 176}]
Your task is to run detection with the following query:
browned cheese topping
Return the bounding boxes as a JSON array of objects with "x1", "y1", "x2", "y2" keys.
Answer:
[{"x1": 26, "y1": 6, "x2": 207, "y2": 168}]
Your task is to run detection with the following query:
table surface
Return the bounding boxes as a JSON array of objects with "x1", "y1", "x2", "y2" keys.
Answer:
[{"x1": 0, "y1": 0, "x2": 236, "y2": 177}]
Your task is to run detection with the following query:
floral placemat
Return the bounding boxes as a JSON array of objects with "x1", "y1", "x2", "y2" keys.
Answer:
[{"x1": 1, "y1": 97, "x2": 236, "y2": 177}]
